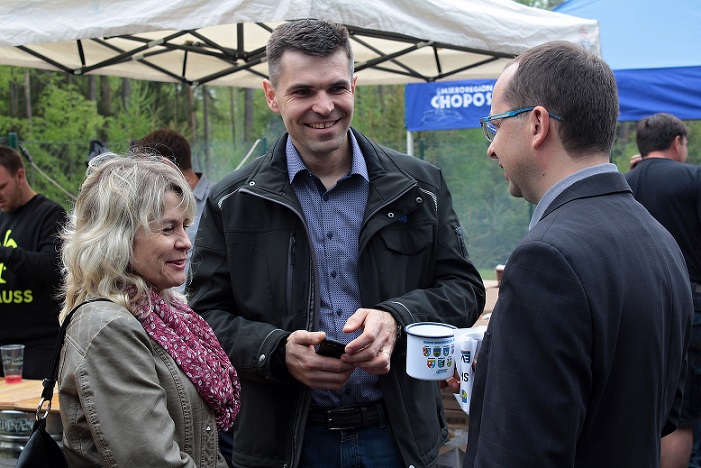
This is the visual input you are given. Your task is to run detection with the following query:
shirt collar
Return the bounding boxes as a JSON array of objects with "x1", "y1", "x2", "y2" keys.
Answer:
[
  {"x1": 286, "y1": 131, "x2": 369, "y2": 183},
  {"x1": 192, "y1": 173, "x2": 211, "y2": 201}
]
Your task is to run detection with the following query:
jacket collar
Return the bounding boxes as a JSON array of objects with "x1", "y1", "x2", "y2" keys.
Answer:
[
  {"x1": 539, "y1": 171, "x2": 632, "y2": 222},
  {"x1": 255, "y1": 128, "x2": 417, "y2": 205}
]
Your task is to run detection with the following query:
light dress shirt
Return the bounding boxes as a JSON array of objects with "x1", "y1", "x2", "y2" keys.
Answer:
[{"x1": 287, "y1": 132, "x2": 383, "y2": 408}]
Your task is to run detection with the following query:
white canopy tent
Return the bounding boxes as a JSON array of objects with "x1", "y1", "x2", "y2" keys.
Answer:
[
  {"x1": 0, "y1": 0, "x2": 599, "y2": 88},
  {"x1": 0, "y1": 0, "x2": 599, "y2": 154}
]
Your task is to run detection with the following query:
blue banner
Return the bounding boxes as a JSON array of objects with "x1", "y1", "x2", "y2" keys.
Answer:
[
  {"x1": 404, "y1": 79, "x2": 496, "y2": 132},
  {"x1": 615, "y1": 67, "x2": 701, "y2": 122}
]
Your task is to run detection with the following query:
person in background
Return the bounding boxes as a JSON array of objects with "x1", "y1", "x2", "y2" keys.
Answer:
[
  {"x1": 0, "y1": 145, "x2": 65, "y2": 379},
  {"x1": 465, "y1": 41, "x2": 692, "y2": 466},
  {"x1": 188, "y1": 19, "x2": 485, "y2": 468},
  {"x1": 629, "y1": 153, "x2": 642, "y2": 170},
  {"x1": 625, "y1": 112, "x2": 701, "y2": 468},
  {"x1": 136, "y1": 129, "x2": 213, "y2": 293},
  {"x1": 57, "y1": 153, "x2": 240, "y2": 466}
]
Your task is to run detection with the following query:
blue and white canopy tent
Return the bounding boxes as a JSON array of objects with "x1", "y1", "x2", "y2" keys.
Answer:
[
  {"x1": 405, "y1": 0, "x2": 701, "y2": 141},
  {"x1": 554, "y1": 0, "x2": 701, "y2": 121}
]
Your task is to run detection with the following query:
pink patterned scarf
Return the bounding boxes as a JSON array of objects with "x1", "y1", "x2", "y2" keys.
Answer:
[{"x1": 133, "y1": 289, "x2": 241, "y2": 431}]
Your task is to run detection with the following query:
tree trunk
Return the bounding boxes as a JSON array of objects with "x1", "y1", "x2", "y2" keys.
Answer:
[
  {"x1": 188, "y1": 85, "x2": 197, "y2": 144},
  {"x1": 23, "y1": 70, "x2": 32, "y2": 121},
  {"x1": 99, "y1": 76, "x2": 112, "y2": 141},
  {"x1": 99, "y1": 76, "x2": 112, "y2": 115},
  {"x1": 244, "y1": 88, "x2": 254, "y2": 143},
  {"x1": 230, "y1": 87, "x2": 237, "y2": 149},
  {"x1": 122, "y1": 78, "x2": 131, "y2": 108},
  {"x1": 88, "y1": 76, "x2": 97, "y2": 102},
  {"x1": 202, "y1": 85, "x2": 210, "y2": 170},
  {"x1": 9, "y1": 80, "x2": 18, "y2": 118}
]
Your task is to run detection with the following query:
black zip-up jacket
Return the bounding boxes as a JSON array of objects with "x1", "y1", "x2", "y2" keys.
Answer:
[{"x1": 189, "y1": 128, "x2": 486, "y2": 467}]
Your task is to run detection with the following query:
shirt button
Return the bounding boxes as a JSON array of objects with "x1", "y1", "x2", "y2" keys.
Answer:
[
  {"x1": 331, "y1": 271, "x2": 337, "y2": 278},
  {"x1": 327, "y1": 232, "x2": 333, "y2": 239},
  {"x1": 336, "y1": 309, "x2": 343, "y2": 316}
]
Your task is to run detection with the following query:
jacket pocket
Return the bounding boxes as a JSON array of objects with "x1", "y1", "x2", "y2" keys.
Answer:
[
  {"x1": 379, "y1": 223, "x2": 433, "y2": 255},
  {"x1": 375, "y1": 223, "x2": 434, "y2": 293}
]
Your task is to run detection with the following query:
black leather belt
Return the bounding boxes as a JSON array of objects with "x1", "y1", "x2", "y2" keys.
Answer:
[{"x1": 307, "y1": 402, "x2": 386, "y2": 431}]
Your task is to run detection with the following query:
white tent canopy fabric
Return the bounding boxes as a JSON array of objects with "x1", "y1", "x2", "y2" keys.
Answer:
[{"x1": 0, "y1": 0, "x2": 600, "y2": 87}]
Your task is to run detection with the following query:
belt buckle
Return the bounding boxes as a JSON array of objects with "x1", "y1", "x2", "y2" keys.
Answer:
[{"x1": 326, "y1": 407, "x2": 356, "y2": 431}]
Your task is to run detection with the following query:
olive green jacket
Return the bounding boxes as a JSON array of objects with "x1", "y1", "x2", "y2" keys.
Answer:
[{"x1": 58, "y1": 300, "x2": 226, "y2": 467}]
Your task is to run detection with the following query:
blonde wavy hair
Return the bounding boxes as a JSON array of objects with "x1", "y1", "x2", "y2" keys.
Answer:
[{"x1": 59, "y1": 151, "x2": 197, "y2": 323}]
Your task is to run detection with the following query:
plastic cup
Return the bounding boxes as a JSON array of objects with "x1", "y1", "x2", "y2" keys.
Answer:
[
  {"x1": 1, "y1": 344, "x2": 25, "y2": 384},
  {"x1": 404, "y1": 322, "x2": 456, "y2": 381}
]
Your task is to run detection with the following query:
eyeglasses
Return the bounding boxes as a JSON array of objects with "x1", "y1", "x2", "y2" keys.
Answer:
[{"x1": 480, "y1": 107, "x2": 562, "y2": 143}]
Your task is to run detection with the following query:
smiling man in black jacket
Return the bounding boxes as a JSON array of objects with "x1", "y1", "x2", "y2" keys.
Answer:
[{"x1": 188, "y1": 19, "x2": 485, "y2": 468}]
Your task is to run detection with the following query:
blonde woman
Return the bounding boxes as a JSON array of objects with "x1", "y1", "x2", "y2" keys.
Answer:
[{"x1": 58, "y1": 153, "x2": 240, "y2": 467}]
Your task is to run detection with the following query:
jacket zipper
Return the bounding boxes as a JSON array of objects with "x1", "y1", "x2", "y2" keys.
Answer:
[
  {"x1": 287, "y1": 235, "x2": 296, "y2": 311},
  {"x1": 236, "y1": 187, "x2": 315, "y2": 467},
  {"x1": 454, "y1": 222, "x2": 466, "y2": 257}
]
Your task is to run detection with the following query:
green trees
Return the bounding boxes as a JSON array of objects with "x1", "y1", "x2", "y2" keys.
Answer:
[{"x1": 2, "y1": 65, "x2": 701, "y2": 276}]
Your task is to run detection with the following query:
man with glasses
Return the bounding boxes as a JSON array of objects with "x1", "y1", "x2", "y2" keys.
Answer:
[{"x1": 463, "y1": 41, "x2": 692, "y2": 466}]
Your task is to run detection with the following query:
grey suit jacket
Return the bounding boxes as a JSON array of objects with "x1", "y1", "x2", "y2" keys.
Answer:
[{"x1": 465, "y1": 172, "x2": 692, "y2": 467}]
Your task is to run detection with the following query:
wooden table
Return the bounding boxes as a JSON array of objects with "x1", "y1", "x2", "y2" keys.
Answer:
[
  {"x1": 0, "y1": 379, "x2": 59, "y2": 413},
  {"x1": 473, "y1": 280, "x2": 499, "y2": 327},
  {"x1": 0, "y1": 379, "x2": 62, "y2": 463}
]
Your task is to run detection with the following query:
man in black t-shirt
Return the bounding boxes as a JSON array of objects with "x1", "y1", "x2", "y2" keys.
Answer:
[
  {"x1": 626, "y1": 113, "x2": 701, "y2": 468},
  {"x1": 0, "y1": 145, "x2": 65, "y2": 379}
]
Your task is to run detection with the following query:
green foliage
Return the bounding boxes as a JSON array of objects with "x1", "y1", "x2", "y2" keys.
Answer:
[
  {"x1": 513, "y1": 0, "x2": 566, "y2": 9},
  {"x1": 33, "y1": 80, "x2": 103, "y2": 141},
  {"x1": 688, "y1": 121, "x2": 701, "y2": 165},
  {"x1": 106, "y1": 81, "x2": 160, "y2": 149},
  {"x1": 353, "y1": 85, "x2": 406, "y2": 145},
  {"x1": 415, "y1": 129, "x2": 530, "y2": 269},
  {"x1": 3, "y1": 74, "x2": 105, "y2": 207},
  {"x1": 3, "y1": 63, "x2": 701, "y2": 274},
  {"x1": 0, "y1": 117, "x2": 31, "y2": 141}
]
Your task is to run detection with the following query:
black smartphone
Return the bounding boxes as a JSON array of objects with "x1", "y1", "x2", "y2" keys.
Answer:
[{"x1": 316, "y1": 338, "x2": 346, "y2": 358}]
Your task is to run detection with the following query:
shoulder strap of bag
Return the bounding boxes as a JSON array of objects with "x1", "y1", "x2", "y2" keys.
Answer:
[{"x1": 36, "y1": 298, "x2": 113, "y2": 418}]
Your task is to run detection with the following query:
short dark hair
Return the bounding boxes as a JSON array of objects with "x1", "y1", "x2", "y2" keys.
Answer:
[
  {"x1": 0, "y1": 145, "x2": 25, "y2": 176},
  {"x1": 506, "y1": 41, "x2": 619, "y2": 156},
  {"x1": 135, "y1": 129, "x2": 192, "y2": 171},
  {"x1": 636, "y1": 113, "x2": 688, "y2": 157},
  {"x1": 266, "y1": 19, "x2": 353, "y2": 86}
]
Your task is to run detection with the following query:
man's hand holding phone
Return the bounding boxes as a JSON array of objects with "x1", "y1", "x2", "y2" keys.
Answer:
[
  {"x1": 285, "y1": 331, "x2": 354, "y2": 390},
  {"x1": 316, "y1": 338, "x2": 347, "y2": 358}
]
